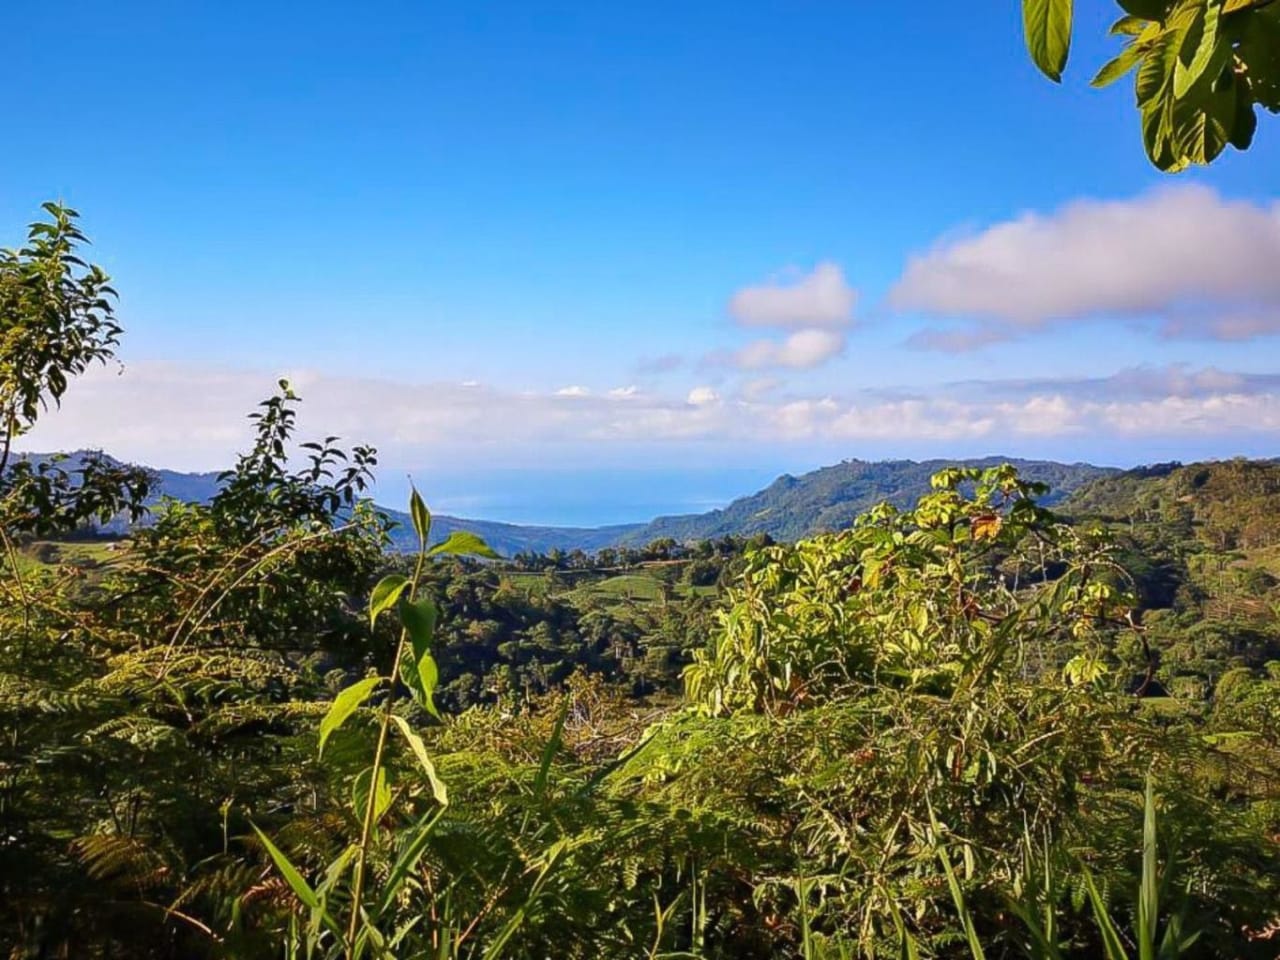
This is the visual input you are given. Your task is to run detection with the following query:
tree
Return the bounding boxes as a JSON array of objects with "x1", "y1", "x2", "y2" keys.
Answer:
[
  {"x1": 0, "y1": 204, "x2": 153, "y2": 538},
  {"x1": 1022, "y1": 0, "x2": 1279, "y2": 170}
]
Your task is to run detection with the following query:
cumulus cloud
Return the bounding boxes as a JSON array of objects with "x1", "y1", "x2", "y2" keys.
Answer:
[
  {"x1": 555, "y1": 385, "x2": 590, "y2": 397},
  {"x1": 20, "y1": 361, "x2": 1280, "y2": 475},
  {"x1": 890, "y1": 186, "x2": 1280, "y2": 349},
  {"x1": 733, "y1": 329, "x2": 846, "y2": 370},
  {"x1": 728, "y1": 262, "x2": 856, "y2": 329}
]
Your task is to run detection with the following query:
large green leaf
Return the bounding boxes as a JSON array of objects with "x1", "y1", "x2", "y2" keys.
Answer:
[
  {"x1": 427, "y1": 530, "x2": 500, "y2": 559},
  {"x1": 1136, "y1": 26, "x2": 1181, "y2": 105},
  {"x1": 373, "y1": 810, "x2": 446, "y2": 920},
  {"x1": 1173, "y1": 0, "x2": 1225, "y2": 98},
  {"x1": 1023, "y1": 0, "x2": 1073, "y2": 82},
  {"x1": 1092, "y1": 40, "x2": 1146, "y2": 88},
  {"x1": 351, "y1": 765, "x2": 392, "y2": 823},
  {"x1": 1174, "y1": 93, "x2": 1231, "y2": 165},
  {"x1": 1138, "y1": 776, "x2": 1158, "y2": 960},
  {"x1": 252, "y1": 823, "x2": 320, "y2": 911},
  {"x1": 399, "y1": 596, "x2": 441, "y2": 718},
  {"x1": 368, "y1": 574, "x2": 409, "y2": 628},
  {"x1": 1083, "y1": 870, "x2": 1132, "y2": 960},
  {"x1": 318, "y1": 676, "x2": 382, "y2": 757},
  {"x1": 409, "y1": 485, "x2": 430, "y2": 549},
  {"x1": 390, "y1": 714, "x2": 448, "y2": 805}
]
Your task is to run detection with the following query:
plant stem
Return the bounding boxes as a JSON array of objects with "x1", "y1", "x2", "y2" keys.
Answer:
[{"x1": 346, "y1": 546, "x2": 427, "y2": 957}]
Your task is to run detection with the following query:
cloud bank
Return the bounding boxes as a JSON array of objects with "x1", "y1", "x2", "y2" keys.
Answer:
[{"x1": 21, "y1": 360, "x2": 1280, "y2": 473}]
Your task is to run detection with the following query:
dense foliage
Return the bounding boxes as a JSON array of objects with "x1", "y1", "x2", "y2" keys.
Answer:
[
  {"x1": 3, "y1": 206, "x2": 1278, "y2": 958},
  {"x1": 1022, "y1": 0, "x2": 1280, "y2": 171}
]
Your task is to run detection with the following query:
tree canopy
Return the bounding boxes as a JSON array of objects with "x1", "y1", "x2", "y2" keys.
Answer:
[{"x1": 1023, "y1": 0, "x2": 1279, "y2": 170}]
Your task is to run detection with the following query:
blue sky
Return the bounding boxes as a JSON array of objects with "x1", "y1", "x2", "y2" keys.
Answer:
[{"x1": 6, "y1": 1, "x2": 1280, "y2": 524}]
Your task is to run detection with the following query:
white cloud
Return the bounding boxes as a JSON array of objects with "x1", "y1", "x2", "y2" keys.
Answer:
[
  {"x1": 18, "y1": 361, "x2": 1280, "y2": 475},
  {"x1": 728, "y1": 262, "x2": 856, "y2": 329},
  {"x1": 734, "y1": 328, "x2": 846, "y2": 370},
  {"x1": 555, "y1": 385, "x2": 590, "y2": 397},
  {"x1": 890, "y1": 186, "x2": 1280, "y2": 348}
]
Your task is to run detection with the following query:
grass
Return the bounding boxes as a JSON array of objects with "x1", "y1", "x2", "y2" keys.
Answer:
[
  {"x1": 586, "y1": 574, "x2": 666, "y2": 601},
  {"x1": 502, "y1": 564, "x2": 720, "y2": 609},
  {"x1": 7, "y1": 539, "x2": 124, "y2": 579}
]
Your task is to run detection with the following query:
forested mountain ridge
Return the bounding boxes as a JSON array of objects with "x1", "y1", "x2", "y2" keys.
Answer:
[
  {"x1": 1065, "y1": 457, "x2": 1280, "y2": 552},
  {"x1": 17, "y1": 451, "x2": 1115, "y2": 552},
  {"x1": 14, "y1": 451, "x2": 644, "y2": 555},
  {"x1": 617, "y1": 456, "x2": 1117, "y2": 545}
]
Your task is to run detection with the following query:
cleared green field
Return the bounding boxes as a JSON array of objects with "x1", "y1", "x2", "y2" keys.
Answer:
[
  {"x1": 581, "y1": 574, "x2": 665, "y2": 601},
  {"x1": 7, "y1": 539, "x2": 123, "y2": 578}
]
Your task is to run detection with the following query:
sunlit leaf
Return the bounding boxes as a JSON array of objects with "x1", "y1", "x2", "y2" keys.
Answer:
[
  {"x1": 409, "y1": 485, "x2": 430, "y2": 549},
  {"x1": 1173, "y1": 0, "x2": 1224, "y2": 99},
  {"x1": 971, "y1": 513, "x2": 1003, "y2": 541},
  {"x1": 399, "y1": 596, "x2": 441, "y2": 718},
  {"x1": 427, "y1": 530, "x2": 499, "y2": 559},
  {"x1": 390, "y1": 715, "x2": 448, "y2": 806},
  {"x1": 352, "y1": 765, "x2": 392, "y2": 822},
  {"x1": 369, "y1": 574, "x2": 409, "y2": 628},
  {"x1": 318, "y1": 676, "x2": 382, "y2": 757},
  {"x1": 251, "y1": 823, "x2": 320, "y2": 910},
  {"x1": 1023, "y1": 0, "x2": 1073, "y2": 82},
  {"x1": 1092, "y1": 41, "x2": 1145, "y2": 87}
]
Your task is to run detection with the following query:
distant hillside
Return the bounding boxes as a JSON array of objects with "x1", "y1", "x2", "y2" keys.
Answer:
[
  {"x1": 13, "y1": 451, "x2": 642, "y2": 556},
  {"x1": 616, "y1": 457, "x2": 1118, "y2": 546},
  {"x1": 1065, "y1": 458, "x2": 1280, "y2": 552},
  {"x1": 379, "y1": 508, "x2": 641, "y2": 557},
  {"x1": 17, "y1": 451, "x2": 1122, "y2": 553}
]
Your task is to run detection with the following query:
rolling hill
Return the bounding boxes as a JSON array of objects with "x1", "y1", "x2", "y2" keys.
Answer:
[
  {"x1": 16, "y1": 451, "x2": 1119, "y2": 553},
  {"x1": 615, "y1": 456, "x2": 1118, "y2": 546}
]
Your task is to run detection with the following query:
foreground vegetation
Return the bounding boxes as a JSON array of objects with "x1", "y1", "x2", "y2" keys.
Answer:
[{"x1": 3, "y1": 208, "x2": 1278, "y2": 958}]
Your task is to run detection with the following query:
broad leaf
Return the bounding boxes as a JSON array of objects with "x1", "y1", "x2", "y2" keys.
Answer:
[
  {"x1": 1173, "y1": 0, "x2": 1224, "y2": 99},
  {"x1": 409, "y1": 485, "x2": 430, "y2": 549},
  {"x1": 352, "y1": 765, "x2": 392, "y2": 822},
  {"x1": 427, "y1": 530, "x2": 499, "y2": 559},
  {"x1": 1092, "y1": 42, "x2": 1145, "y2": 88},
  {"x1": 1023, "y1": 0, "x2": 1073, "y2": 82},
  {"x1": 318, "y1": 676, "x2": 382, "y2": 757},
  {"x1": 369, "y1": 574, "x2": 409, "y2": 628},
  {"x1": 399, "y1": 596, "x2": 441, "y2": 718},
  {"x1": 1136, "y1": 27, "x2": 1181, "y2": 105},
  {"x1": 1110, "y1": 14, "x2": 1148, "y2": 35},
  {"x1": 390, "y1": 715, "x2": 449, "y2": 805}
]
